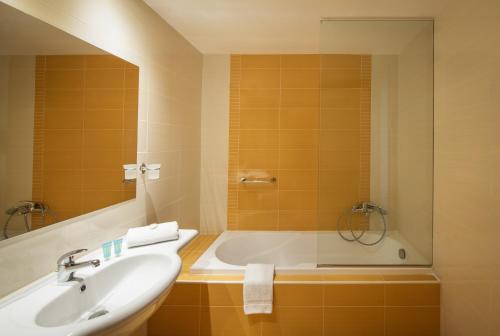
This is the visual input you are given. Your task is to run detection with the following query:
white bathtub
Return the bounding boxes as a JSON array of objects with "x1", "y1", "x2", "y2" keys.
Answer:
[{"x1": 190, "y1": 231, "x2": 432, "y2": 275}]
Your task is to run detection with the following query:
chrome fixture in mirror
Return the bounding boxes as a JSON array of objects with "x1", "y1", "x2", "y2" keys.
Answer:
[{"x1": 3, "y1": 201, "x2": 54, "y2": 239}]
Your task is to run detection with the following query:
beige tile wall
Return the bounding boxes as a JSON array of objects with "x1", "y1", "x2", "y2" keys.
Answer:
[
  {"x1": 0, "y1": 56, "x2": 35, "y2": 238},
  {"x1": 200, "y1": 55, "x2": 230, "y2": 234},
  {"x1": 434, "y1": 0, "x2": 500, "y2": 334},
  {"x1": 0, "y1": 0, "x2": 202, "y2": 298}
]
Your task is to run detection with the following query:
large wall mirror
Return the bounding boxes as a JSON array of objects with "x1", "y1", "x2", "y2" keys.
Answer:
[{"x1": 0, "y1": 3, "x2": 139, "y2": 240}]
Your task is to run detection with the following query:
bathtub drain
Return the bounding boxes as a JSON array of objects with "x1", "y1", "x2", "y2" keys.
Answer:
[{"x1": 398, "y1": 248, "x2": 406, "y2": 260}]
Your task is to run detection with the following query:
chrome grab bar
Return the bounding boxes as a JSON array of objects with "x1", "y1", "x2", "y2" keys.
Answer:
[{"x1": 240, "y1": 177, "x2": 277, "y2": 184}]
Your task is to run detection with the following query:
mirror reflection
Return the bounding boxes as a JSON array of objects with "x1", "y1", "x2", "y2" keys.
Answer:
[{"x1": 0, "y1": 3, "x2": 138, "y2": 240}]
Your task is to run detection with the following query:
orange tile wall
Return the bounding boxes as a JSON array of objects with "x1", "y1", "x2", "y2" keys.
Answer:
[
  {"x1": 32, "y1": 55, "x2": 138, "y2": 228},
  {"x1": 150, "y1": 281, "x2": 440, "y2": 336},
  {"x1": 228, "y1": 54, "x2": 371, "y2": 230}
]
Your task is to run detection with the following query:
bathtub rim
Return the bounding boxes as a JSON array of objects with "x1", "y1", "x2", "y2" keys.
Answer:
[{"x1": 190, "y1": 230, "x2": 434, "y2": 276}]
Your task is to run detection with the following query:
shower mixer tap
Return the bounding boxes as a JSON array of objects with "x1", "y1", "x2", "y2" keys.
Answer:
[
  {"x1": 337, "y1": 201, "x2": 388, "y2": 246},
  {"x1": 3, "y1": 201, "x2": 55, "y2": 239},
  {"x1": 5, "y1": 201, "x2": 48, "y2": 216},
  {"x1": 351, "y1": 202, "x2": 387, "y2": 216}
]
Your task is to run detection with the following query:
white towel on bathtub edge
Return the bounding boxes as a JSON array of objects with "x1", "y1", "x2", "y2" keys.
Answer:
[
  {"x1": 243, "y1": 263, "x2": 274, "y2": 315},
  {"x1": 126, "y1": 221, "x2": 179, "y2": 248}
]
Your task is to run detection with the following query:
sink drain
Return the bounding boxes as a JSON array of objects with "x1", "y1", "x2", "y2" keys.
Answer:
[{"x1": 88, "y1": 309, "x2": 109, "y2": 320}]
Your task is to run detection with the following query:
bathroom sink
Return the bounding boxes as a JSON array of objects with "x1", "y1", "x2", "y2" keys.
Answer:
[
  {"x1": 36, "y1": 254, "x2": 171, "y2": 327},
  {"x1": 0, "y1": 229, "x2": 197, "y2": 336}
]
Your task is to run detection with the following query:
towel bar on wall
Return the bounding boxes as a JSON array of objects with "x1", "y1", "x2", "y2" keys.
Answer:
[{"x1": 240, "y1": 177, "x2": 277, "y2": 184}]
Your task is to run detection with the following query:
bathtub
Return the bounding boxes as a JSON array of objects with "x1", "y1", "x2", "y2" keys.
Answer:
[{"x1": 190, "y1": 231, "x2": 432, "y2": 275}]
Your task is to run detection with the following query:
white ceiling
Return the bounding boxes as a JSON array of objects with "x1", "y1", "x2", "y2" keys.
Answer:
[
  {"x1": 144, "y1": 0, "x2": 441, "y2": 54},
  {"x1": 320, "y1": 20, "x2": 432, "y2": 55},
  {"x1": 0, "y1": 2, "x2": 105, "y2": 55}
]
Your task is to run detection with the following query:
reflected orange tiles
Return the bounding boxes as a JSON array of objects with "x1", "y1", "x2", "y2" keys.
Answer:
[
  {"x1": 240, "y1": 109, "x2": 279, "y2": 129},
  {"x1": 32, "y1": 55, "x2": 138, "y2": 228},
  {"x1": 281, "y1": 54, "x2": 320, "y2": 68},
  {"x1": 241, "y1": 55, "x2": 281, "y2": 68},
  {"x1": 282, "y1": 69, "x2": 320, "y2": 88},
  {"x1": 241, "y1": 68, "x2": 280, "y2": 88}
]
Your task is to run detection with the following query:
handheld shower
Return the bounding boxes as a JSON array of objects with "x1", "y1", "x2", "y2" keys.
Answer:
[{"x1": 3, "y1": 201, "x2": 54, "y2": 239}]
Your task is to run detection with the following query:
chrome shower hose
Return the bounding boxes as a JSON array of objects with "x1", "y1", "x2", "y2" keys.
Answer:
[
  {"x1": 336, "y1": 206, "x2": 387, "y2": 246},
  {"x1": 3, "y1": 213, "x2": 30, "y2": 239}
]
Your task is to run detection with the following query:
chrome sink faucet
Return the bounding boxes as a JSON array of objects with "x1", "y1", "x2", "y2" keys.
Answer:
[{"x1": 57, "y1": 249, "x2": 100, "y2": 283}]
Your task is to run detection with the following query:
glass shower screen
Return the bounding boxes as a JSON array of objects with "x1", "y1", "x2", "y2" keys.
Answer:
[{"x1": 316, "y1": 20, "x2": 434, "y2": 266}]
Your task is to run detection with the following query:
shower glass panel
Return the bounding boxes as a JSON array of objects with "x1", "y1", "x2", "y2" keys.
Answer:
[{"x1": 317, "y1": 20, "x2": 434, "y2": 266}]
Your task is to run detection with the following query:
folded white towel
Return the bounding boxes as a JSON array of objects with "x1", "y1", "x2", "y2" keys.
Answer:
[
  {"x1": 126, "y1": 221, "x2": 179, "y2": 248},
  {"x1": 243, "y1": 263, "x2": 274, "y2": 315}
]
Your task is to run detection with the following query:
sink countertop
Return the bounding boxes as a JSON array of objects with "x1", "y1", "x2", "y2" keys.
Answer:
[{"x1": 0, "y1": 229, "x2": 198, "y2": 336}]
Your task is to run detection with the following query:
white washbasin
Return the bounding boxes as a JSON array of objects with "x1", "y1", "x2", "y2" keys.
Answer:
[
  {"x1": 0, "y1": 229, "x2": 197, "y2": 336},
  {"x1": 36, "y1": 253, "x2": 171, "y2": 327}
]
